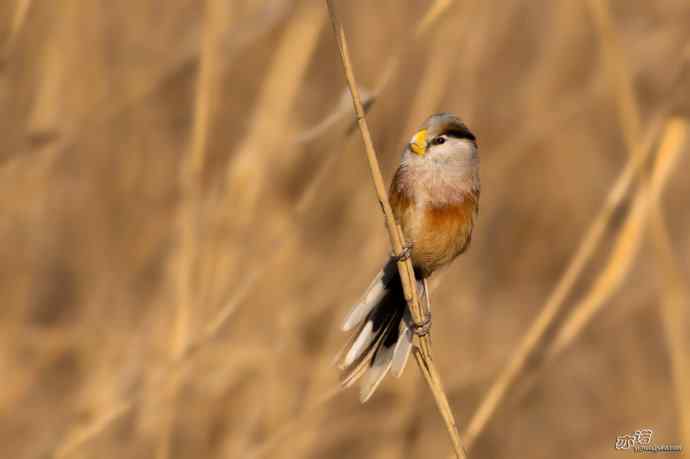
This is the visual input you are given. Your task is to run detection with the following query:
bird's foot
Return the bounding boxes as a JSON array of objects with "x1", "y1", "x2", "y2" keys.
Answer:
[
  {"x1": 410, "y1": 311, "x2": 432, "y2": 337},
  {"x1": 391, "y1": 243, "x2": 413, "y2": 262}
]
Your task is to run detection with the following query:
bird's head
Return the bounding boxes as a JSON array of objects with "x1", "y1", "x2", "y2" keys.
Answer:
[{"x1": 407, "y1": 113, "x2": 477, "y2": 164}]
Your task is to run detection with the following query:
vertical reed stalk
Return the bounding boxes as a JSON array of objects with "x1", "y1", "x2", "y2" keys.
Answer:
[
  {"x1": 158, "y1": 1, "x2": 231, "y2": 458},
  {"x1": 325, "y1": 2, "x2": 467, "y2": 457}
]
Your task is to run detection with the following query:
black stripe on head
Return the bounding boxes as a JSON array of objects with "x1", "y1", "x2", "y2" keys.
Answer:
[{"x1": 444, "y1": 123, "x2": 476, "y2": 142}]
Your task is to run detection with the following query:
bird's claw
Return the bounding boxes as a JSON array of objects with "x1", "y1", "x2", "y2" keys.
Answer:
[
  {"x1": 411, "y1": 311, "x2": 432, "y2": 337},
  {"x1": 391, "y1": 244, "x2": 413, "y2": 263}
]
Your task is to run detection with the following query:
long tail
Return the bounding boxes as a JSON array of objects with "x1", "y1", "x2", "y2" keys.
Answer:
[{"x1": 337, "y1": 259, "x2": 424, "y2": 402}]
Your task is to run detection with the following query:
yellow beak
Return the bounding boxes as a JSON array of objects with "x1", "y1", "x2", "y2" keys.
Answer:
[{"x1": 409, "y1": 129, "x2": 427, "y2": 156}]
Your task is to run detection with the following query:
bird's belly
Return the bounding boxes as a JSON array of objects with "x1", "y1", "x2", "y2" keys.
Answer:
[{"x1": 408, "y1": 200, "x2": 476, "y2": 276}]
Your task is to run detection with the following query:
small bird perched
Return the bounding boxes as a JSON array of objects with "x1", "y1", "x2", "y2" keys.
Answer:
[{"x1": 337, "y1": 113, "x2": 480, "y2": 402}]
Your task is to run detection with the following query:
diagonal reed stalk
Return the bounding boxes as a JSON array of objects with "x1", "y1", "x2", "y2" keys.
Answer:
[
  {"x1": 461, "y1": 114, "x2": 663, "y2": 451},
  {"x1": 325, "y1": 2, "x2": 467, "y2": 458},
  {"x1": 522, "y1": 10, "x2": 690, "y2": 404},
  {"x1": 462, "y1": 2, "x2": 690, "y2": 449},
  {"x1": 652, "y1": 216, "x2": 690, "y2": 454},
  {"x1": 1, "y1": 0, "x2": 33, "y2": 66},
  {"x1": 475, "y1": 117, "x2": 685, "y2": 430},
  {"x1": 579, "y1": 1, "x2": 690, "y2": 452},
  {"x1": 547, "y1": 118, "x2": 688, "y2": 357},
  {"x1": 545, "y1": 0, "x2": 684, "y2": 357}
]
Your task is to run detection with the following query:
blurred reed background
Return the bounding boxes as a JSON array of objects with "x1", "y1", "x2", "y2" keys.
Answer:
[{"x1": 1, "y1": 1, "x2": 689, "y2": 458}]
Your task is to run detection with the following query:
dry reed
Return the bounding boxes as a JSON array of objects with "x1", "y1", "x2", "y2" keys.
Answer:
[
  {"x1": 548, "y1": 118, "x2": 688, "y2": 357},
  {"x1": 463, "y1": 1, "x2": 689, "y2": 449},
  {"x1": 224, "y1": 2, "x2": 324, "y2": 227},
  {"x1": 1, "y1": 0, "x2": 32, "y2": 65},
  {"x1": 580, "y1": 3, "x2": 690, "y2": 454},
  {"x1": 4, "y1": 2, "x2": 689, "y2": 458},
  {"x1": 326, "y1": 1, "x2": 467, "y2": 458},
  {"x1": 653, "y1": 218, "x2": 690, "y2": 455},
  {"x1": 157, "y1": 1, "x2": 233, "y2": 458},
  {"x1": 462, "y1": 118, "x2": 664, "y2": 450},
  {"x1": 53, "y1": 259, "x2": 261, "y2": 459}
]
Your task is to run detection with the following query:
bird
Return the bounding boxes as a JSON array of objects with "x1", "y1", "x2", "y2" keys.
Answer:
[{"x1": 337, "y1": 113, "x2": 480, "y2": 402}]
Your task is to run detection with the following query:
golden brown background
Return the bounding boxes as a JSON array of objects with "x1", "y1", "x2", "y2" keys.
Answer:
[{"x1": 1, "y1": 1, "x2": 689, "y2": 458}]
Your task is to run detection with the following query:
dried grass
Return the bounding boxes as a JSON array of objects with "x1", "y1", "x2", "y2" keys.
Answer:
[
  {"x1": 549, "y1": 119, "x2": 688, "y2": 357},
  {"x1": 463, "y1": 0, "x2": 690, "y2": 450},
  {"x1": 2, "y1": 2, "x2": 689, "y2": 459},
  {"x1": 1, "y1": 0, "x2": 32, "y2": 65},
  {"x1": 326, "y1": 2, "x2": 467, "y2": 457}
]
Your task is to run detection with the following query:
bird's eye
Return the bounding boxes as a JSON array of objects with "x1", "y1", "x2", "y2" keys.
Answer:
[{"x1": 431, "y1": 136, "x2": 446, "y2": 145}]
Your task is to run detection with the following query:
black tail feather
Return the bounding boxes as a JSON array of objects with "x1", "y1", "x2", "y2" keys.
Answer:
[{"x1": 339, "y1": 259, "x2": 424, "y2": 401}]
